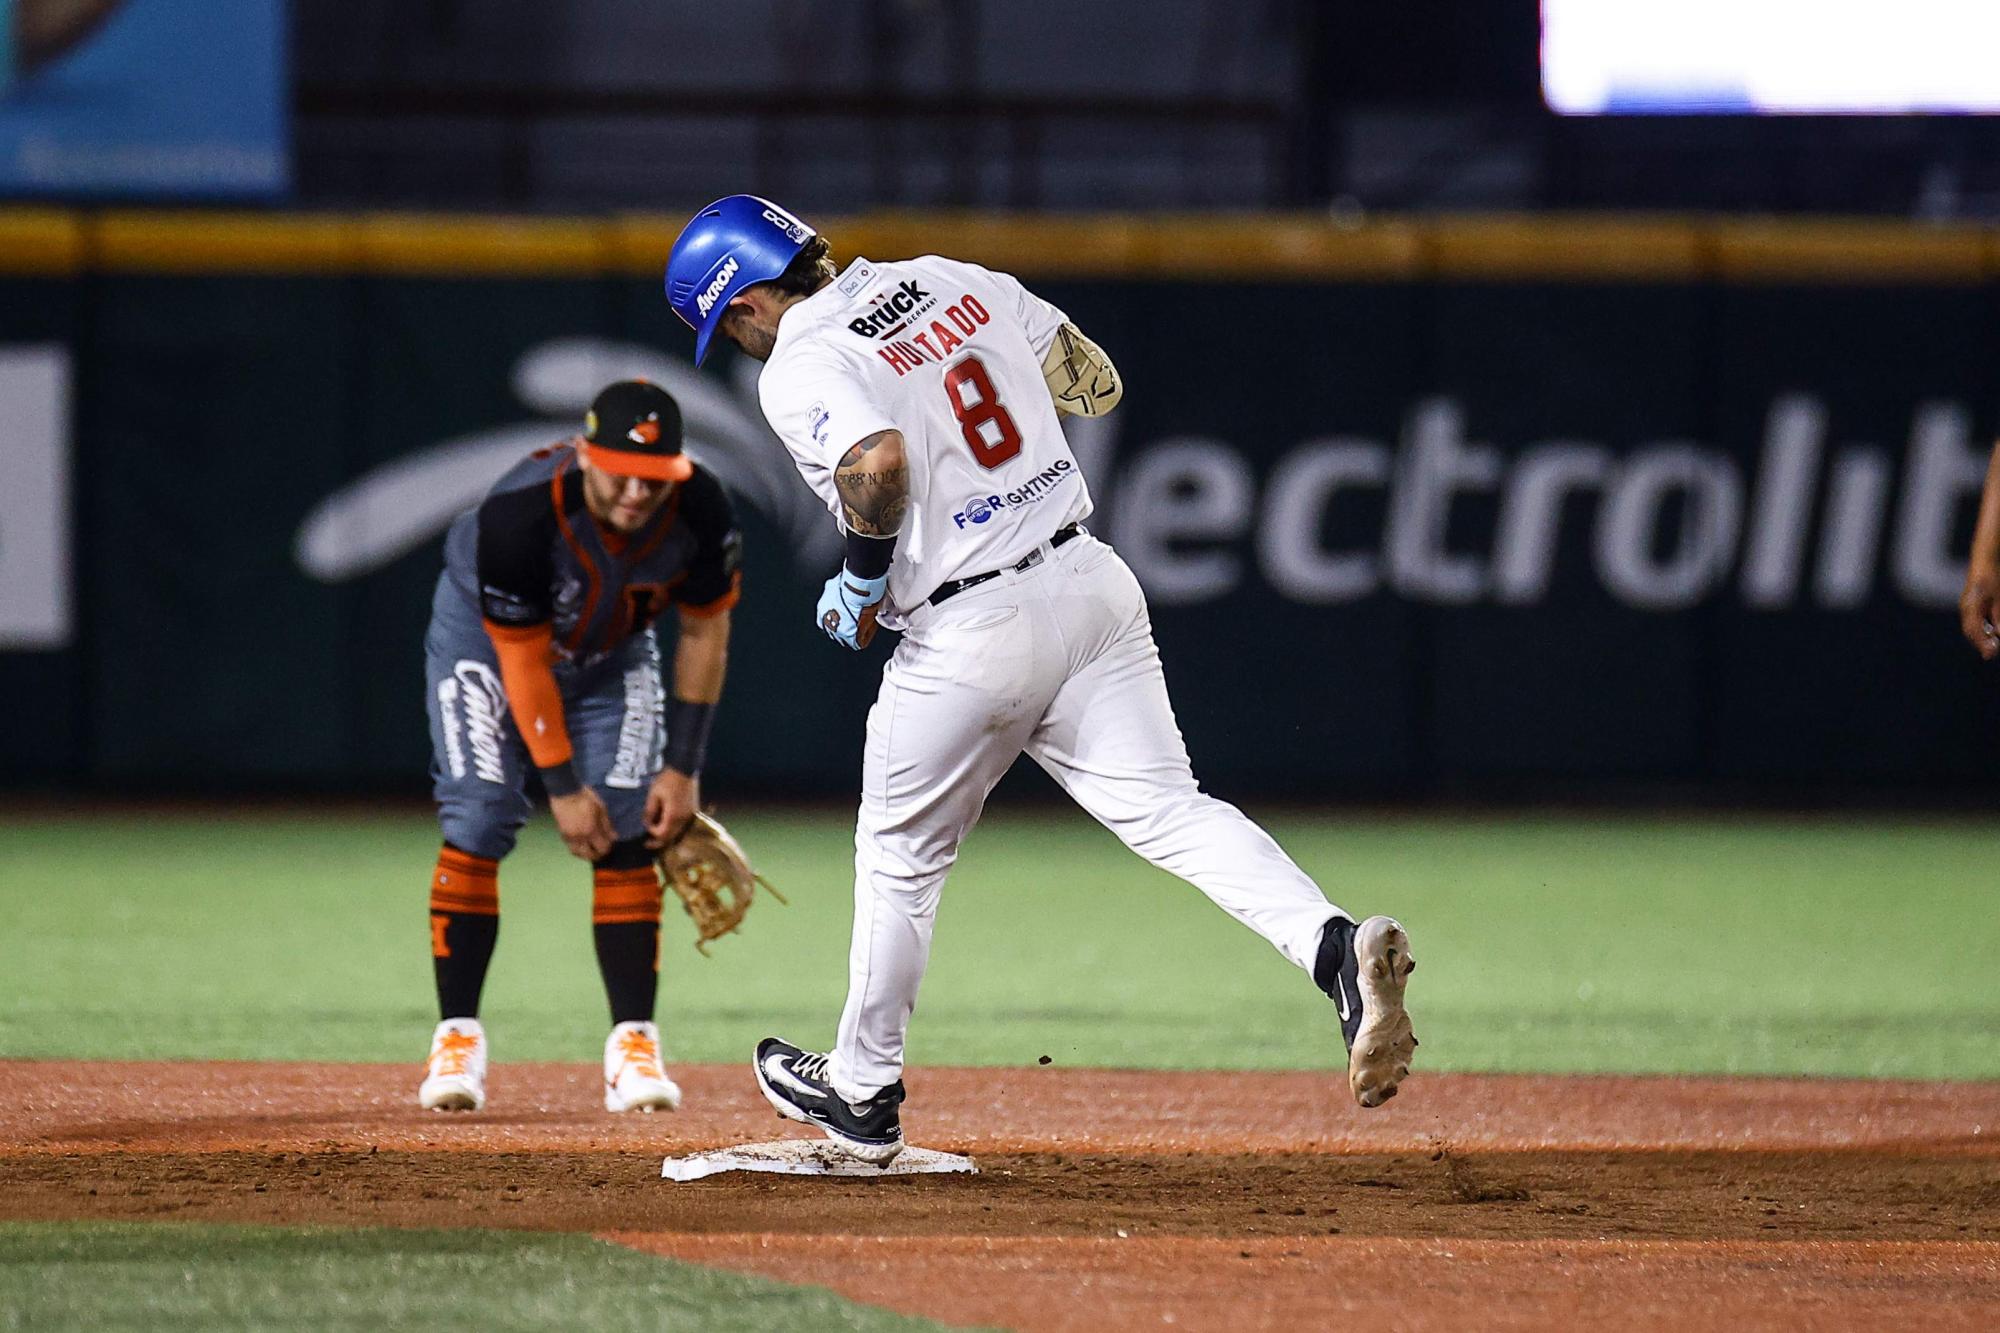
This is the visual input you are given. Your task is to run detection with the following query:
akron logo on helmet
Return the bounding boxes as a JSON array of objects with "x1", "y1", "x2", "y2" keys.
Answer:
[{"x1": 695, "y1": 257, "x2": 741, "y2": 316}]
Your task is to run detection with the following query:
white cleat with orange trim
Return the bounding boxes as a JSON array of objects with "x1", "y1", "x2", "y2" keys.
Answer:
[
  {"x1": 418, "y1": 1017, "x2": 488, "y2": 1111},
  {"x1": 604, "y1": 1020, "x2": 683, "y2": 1113}
]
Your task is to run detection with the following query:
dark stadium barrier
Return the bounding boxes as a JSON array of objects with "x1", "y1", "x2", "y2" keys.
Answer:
[{"x1": 2, "y1": 212, "x2": 1997, "y2": 797}]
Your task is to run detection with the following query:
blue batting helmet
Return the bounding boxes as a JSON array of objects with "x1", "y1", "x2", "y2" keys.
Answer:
[{"x1": 665, "y1": 195, "x2": 817, "y2": 365}]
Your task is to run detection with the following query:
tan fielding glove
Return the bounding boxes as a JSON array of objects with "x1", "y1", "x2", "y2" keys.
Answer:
[
  {"x1": 1042, "y1": 322, "x2": 1123, "y2": 417},
  {"x1": 657, "y1": 811, "x2": 787, "y2": 955}
]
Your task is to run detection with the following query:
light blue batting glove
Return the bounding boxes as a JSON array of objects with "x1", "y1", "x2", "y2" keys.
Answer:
[{"x1": 816, "y1": 569, "x2": 889, "y2": 650}]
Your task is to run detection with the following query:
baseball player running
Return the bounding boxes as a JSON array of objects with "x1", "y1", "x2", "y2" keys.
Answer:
[
  {"x1": 417, "y1": 380, "x2": 742, "y2": 1114},
  {"x1": 665, "y1": 197, "x2": 1415, "y2": 1164}
]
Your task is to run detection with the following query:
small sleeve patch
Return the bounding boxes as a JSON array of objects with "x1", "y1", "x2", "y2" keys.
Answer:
[{"x1": 475, "y1": 484, "x2": 556, "y2": 626}]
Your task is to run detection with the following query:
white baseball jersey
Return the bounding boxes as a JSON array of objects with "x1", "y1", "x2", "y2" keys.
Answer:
[
  {"x1": 758, "y1": 255, "x2": 1094, "y2": 625},
  {"x1": 750, "y1": 250, "x2": 1371, "y2": 1113}
]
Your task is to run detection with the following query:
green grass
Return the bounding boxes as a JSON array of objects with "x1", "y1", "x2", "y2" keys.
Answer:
[
  {"x1": 3, "y1": 807, "x2": 1999, "y2": 1078},
  {"x1": 0, "y1": 1222, "x2": 942, "y2": 1332}
]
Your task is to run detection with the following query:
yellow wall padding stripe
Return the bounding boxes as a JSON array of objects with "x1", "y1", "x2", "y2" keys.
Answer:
[
  {"x1": 822, "y1": 213, "x2": 1428, "y2": 280},
  {"x1": 84, "y1": 212, "x2": 616, "y2": 276},
  {"x1": 610, "y1": 212, "x2": 1428, "y2": 280},
  {"x1": 1711, "y1": 220, "x2": 1989, "y2": 283},
  {"x1": 356, "y1": 214, "x2": 613, "y2": 276},
  {"x1": 92, "y1": 212, "x2": 356, "y2": 273},
  {"x1": 0, "y1": 210, "x2": 85, "y2": 275},
  {"x1": 1426, "y1": 216, "x2": 1707, "y2": 280},
  {"x1": 7, "y1": 209, "x2": 2000, "y2": 283}
]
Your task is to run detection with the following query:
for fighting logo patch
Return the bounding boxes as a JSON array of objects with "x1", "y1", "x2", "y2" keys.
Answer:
[{"x1": 951, "y1": 460, "x2": 1077, "y2": 528}]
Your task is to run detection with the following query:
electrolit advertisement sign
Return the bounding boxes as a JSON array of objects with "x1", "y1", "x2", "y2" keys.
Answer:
[
  {"x1": 0, "y1": 0, "x2": 287, "y2": 197},
  {"x1": 1544, "y1": 0, "x2": 2000, "y2": 114}
]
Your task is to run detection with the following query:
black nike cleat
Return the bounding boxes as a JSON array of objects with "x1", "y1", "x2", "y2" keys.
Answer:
[
  {"x1": 1314, "y1": 915, "x2": 1417, "y2": 1108},
  {"x1": 753, "y1": 1037, "x2": 906, "y2": 1165}
]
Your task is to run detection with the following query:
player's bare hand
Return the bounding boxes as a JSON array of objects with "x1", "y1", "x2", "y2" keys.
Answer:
[
  {"x1": 645, "y1": 769, "x2": 700, "y2": 849},
  {"x1": 1961, "y1": 564, "x2": 2000, "y2": 659},
  {"x1": 550, "y1": 788, "x2": 616, "y2": 861}
]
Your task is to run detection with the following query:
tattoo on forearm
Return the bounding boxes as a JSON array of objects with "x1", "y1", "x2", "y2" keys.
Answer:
[
  {"x1": 835, "y1": 431, "x2": 909, "y2": 536},
  {"x1": 836, "y1": 470, "x2": 908, "y2": 534}
]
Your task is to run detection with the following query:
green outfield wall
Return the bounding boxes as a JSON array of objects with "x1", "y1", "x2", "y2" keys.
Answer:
[{"x1": 2, "y1": 211, "x2": 1996, "y2": 796}]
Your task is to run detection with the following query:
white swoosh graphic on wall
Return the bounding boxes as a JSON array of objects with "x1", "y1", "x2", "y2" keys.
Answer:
[
  {"x1": 294, "y1": 426, "x2": 555, "y2": 583},
  {"x1": 292, "y1": 339, "x2": 841, "y2": 584}
]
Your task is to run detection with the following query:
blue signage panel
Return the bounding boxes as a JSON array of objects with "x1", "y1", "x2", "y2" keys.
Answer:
[{"x1": 0, "y1": 0, "x2": 287, "y2": 198}]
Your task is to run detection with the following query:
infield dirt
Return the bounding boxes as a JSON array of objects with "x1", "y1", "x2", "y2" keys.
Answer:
[{"x1": 3, "y1": 1061, "x2": 1997, "y2": 1329}]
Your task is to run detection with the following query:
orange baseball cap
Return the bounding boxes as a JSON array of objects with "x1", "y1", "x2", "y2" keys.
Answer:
[{"x1": 578, "y1": 380, "x2": 695, "y2": 482}]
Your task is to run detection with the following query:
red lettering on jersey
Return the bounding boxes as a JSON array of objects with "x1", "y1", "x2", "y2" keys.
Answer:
[
  {"x1": 912, "y1": 331, "x2": 939, "y2": 359},
  {"x1": 878, "y1": 344, "x2": 912, "y2": 376},
  {"x1": 931, "y1": 319, "x2": 963, "y2": 354},
  {"x1": 947, "y1": 304, "x2": 977, "y2": 335},
  {"x1": 962, "y1": 294, "x2": 990, "y2": 324}
]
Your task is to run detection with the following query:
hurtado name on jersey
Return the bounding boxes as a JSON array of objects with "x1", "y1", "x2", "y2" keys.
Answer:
[
  {"x1": 860, "y1": 292, "x2": 998, "y2": 378},
  {"x1": 761, "y1": 253, "x2": 1095, "y2": 620}
]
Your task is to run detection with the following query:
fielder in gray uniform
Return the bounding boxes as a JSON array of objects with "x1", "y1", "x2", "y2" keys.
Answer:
[{"x1": 415, "y1": 380, "x2": 743, "y2": 1115}]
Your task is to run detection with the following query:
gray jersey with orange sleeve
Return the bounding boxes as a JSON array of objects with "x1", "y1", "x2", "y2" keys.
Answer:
[
  {"x1": 436, "y1": 440, "x2": 741, "y2": 667},
  {"x1": 425, "y1": 442, "x2": 741, "y2": 858}
]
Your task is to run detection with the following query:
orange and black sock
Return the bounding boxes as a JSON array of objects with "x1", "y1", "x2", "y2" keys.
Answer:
[
  {"x1": 430, "y1": 844, "x2": 500, "y2": 1020},
  {"x1": 592, "y1": 839, "x2": 663, "y2": 1025}
]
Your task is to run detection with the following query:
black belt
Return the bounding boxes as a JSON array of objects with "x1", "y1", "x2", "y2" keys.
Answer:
[{"x1": 928, "y1": 524, "x2": 1084, "y2": 606}]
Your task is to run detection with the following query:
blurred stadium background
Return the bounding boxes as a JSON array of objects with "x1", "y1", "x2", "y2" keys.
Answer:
[
  {"x1": 5, "y1": 0, "x2": 2000, "y2": 801},
  {"x1": 5, "y1": 3, "x2": 2000, "y2": 1329}
]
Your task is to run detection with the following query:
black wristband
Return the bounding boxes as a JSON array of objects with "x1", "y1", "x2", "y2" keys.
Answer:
[
  {"x1": 844, "y1": 529, "x2": 896, "y2": 580},
  {"x1": 663, "y1": 698, "x2": 718, "y2": 777},
  {"x1": 538, "y1": 761, "x2": 583, "y2": 798}
]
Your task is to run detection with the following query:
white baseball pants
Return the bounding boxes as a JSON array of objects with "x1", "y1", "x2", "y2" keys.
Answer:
[{"x1": 831, "y1": 531, "x2": 1348, "y2": 1102}]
